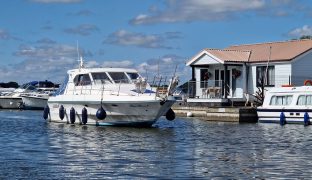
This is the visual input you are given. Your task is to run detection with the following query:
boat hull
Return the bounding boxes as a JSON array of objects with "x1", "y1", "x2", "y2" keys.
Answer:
[
  {"x1": 47, "y1": 97, "x2": 175, "y2": 127},
  {"x1": 22, "y1": 96, "x2": 48, "y2": 110},
  {"x1": 257, "y1": 108, "x2": 312, "y2": 124},
  {"x1": 0, "y1": 97, "x2": 23, "y2": 109}
]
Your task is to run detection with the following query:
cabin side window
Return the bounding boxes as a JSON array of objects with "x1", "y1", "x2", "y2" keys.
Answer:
[
  {"x1": 91, "y1": 72, "x2": 112, "y2": 85},
  {"x1": 270, "y1": 95, "x2": 292, "y2": 105},
  {"x1": 108, "y1": 72, "x2": 129, "y2": 83},
  {"x1": 74, "y1": 74, "x2": 91, "y2": 86},
  {"x1": 297, "y1": 95, "x2": 312, "y2": 105}
]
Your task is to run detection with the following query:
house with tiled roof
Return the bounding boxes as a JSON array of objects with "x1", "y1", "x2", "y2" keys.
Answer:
[{"x1": 186, "y1": 39, "x2": 312, "y2": 105}]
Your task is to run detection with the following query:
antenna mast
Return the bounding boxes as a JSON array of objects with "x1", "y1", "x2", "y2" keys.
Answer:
[
  {"x1": 264, "y1": 46, "x2": 272, "y2": 85},
  {"x1": 76, "y1": 41, "x2": 84, "y2": 70}
]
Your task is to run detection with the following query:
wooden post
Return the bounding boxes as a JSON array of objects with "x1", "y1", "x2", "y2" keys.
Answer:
[{"x1": 224, "y1": 64, "x2": 229, "y2": 99}]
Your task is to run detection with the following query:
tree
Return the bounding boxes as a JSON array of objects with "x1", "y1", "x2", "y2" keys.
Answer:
[
  {"x1": 0, "y1": 81, "x2": 19, "y2": 88},
  {"x1": 300, "y1": 35, "x2": 312, "y2": 40}
]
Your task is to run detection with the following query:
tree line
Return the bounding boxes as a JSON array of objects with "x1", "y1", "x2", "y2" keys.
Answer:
[{"x1": 0, "y1": 82, "x2": 19, "y2": 88}]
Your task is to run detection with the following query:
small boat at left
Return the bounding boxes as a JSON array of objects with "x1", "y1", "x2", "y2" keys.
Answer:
[
  {"x1": 0, "y1": 81, "x2": 58, "y2": 109},
  {"x1": 0, "y1": 86, "x2": 31, "y2": 109}
]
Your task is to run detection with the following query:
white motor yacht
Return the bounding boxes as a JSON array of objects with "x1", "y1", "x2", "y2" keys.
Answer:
[{"x1": 44, "y1": 58, "x2": 179, "y2": 127}]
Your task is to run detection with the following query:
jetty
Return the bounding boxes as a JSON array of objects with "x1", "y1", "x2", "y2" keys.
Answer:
[{"x1": 172, "y1": 102, "x2": 258, "y2": 123}]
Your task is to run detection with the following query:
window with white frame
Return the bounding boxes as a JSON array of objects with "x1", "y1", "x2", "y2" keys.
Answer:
[
  {"x1": 270, "y1": 95, "x2": 292, "y2": 105},
  {"x1": 256, "y1": 66, "x2": 275, "y2": 87},
  {"x1": 297, "y1": 95, "x2": 312, "y2": 105}
]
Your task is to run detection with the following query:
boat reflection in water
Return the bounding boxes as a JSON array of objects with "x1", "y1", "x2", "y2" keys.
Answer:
[{"x1": 44, "y1": 57, "x2": 179, "y2": 127}]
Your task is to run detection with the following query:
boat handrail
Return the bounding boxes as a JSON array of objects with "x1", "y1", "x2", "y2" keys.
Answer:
[{"x1": 60, "y1": 75, "x2": 177, "y2": 98}]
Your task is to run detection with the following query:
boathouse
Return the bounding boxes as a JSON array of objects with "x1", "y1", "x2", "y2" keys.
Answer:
[{"x1": 186, "y1": 39, "x2": 312, "y2": 106}]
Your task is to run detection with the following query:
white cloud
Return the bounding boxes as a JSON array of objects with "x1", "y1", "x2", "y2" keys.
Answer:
[
  {"x1": 136, "y1": 54, "x2": 190, "y2": 83},
  {"x1": 0, "y1": 29, "x2": 20, "y2": 40},
  {"x1": 104, "y1": 30, "x2": 181, "y2": 49},
  {"x1": 14, "y1": 44, "x2": 78, "y2": 58},
  {"x1": 102, "y1": 60, "x2": 134, "y2": 68},
  {"x1": 130, "y1": 0, "x2": 312, "y2": 24},
  {"x1": 68, "y1": 9, "x2": 94, "y2": 16},
  {"x1": 288, "y1": 25, "x2": 312, "y2": 38},
  {"x1": 130, "y1": 0, "x2": 265, "y2": 24},
  {"x1": 2, "y1": 42, "x2": 87, "y2": 84},
  {"x1": 84, "y1": 60, "x2": 99, "y2": 68},
  {"x1": 0, "y1": 29, "x2": 11, "y2": 40},
  {"x1": 64, "y1": 24, "x2": 99, "y2": 36}
]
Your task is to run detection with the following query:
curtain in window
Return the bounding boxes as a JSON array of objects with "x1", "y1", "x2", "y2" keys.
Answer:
[
  {"x1": 268, "y1": 67, "x2": 275, "y2": 86},
  {"x1": 270, "y1": 95, "x2": 292, "y2": 105},
  {"x1": 297, "y1": 95, "x2": 306, "y2": 105},
  {"x1": 307, "y1": 95, "x2": 312, "y2": 105},
  {"x1": 285, "y1": 96, "x2": 292, "y2": 105},
  {"x1": 256, "y1": 66, "x2": 275, "y2": 86}
]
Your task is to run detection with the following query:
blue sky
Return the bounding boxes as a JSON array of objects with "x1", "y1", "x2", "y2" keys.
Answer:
[{"x1": 0, "y1": 0, "x2": 311, "y2": 84}]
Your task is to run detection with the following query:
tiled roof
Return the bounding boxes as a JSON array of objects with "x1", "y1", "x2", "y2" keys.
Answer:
[
  {"x1": 186, "y1": 39, "x2": 312, "y2": 66},
  {"x1": 226, "y1": 39, "x2": 312, "y2": 62},
  {"x1": 205, "y1": 49, "x2": 251, "y2": 62}
]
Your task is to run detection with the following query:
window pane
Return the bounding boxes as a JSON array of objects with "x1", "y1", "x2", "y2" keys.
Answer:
[
  {"x1": 74, "y1": 74, "x2": 91, "y2": 86},
  {"x1": 257, "y1": 66, "x2": 275, "y2": 87},
  {"x1": 91, "y1": 72, "x2": 112, "y2": 84},
  {"x1": 307, "y1": 95, "x2": 312, "y2": 105},
  {"x1": 108, "y1": 72, "x2": 129, "y2": 83},
  {"x1": 297, "y1": 95, "x2": 306, "y2": 105},
  {"x1": 270, "y1": 95, "x2": 292, "y2": 105},
  {"x1": 127, "y1": 73, "x2": 139, "y2": 80},
  {"x1": 200, "y1": 69, "x2": 208, "y2": 88}
]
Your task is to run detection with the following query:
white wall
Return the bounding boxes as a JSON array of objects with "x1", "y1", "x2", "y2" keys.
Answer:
[
  {"x1": 193, "y1": 54, "x2": 220, "y2": 65},
  {"x1": 249, "y1": 63, "x2": 291, "y2": 94},
  {"x1": 292, "y1": 50, "x2": 312, "y2": 86},
  {"x1": 275, "y1": 64, "x2": 292, "y2": 87}
]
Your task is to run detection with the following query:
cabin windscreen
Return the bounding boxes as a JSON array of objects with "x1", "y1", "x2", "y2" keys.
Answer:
[
  {"x1": 74, "y1": 74, "x2": 91, "y2": 86},
  {"x1": 127, "y1": 73, "x2": 139, "y2": 80},
  {"x1": 91, "y1": 72, "x2": 112, "y2": 84},
  {"x1": 54, "y1": 75, "x2": 69, "y2": 95},
  {"x1": 108, "y1": 72, "x2": 129, "y2": 83}
]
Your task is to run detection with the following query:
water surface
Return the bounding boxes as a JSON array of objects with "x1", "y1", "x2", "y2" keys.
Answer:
[{"x1": 0, "y1": 110, "x2": 311, "y2": 179}]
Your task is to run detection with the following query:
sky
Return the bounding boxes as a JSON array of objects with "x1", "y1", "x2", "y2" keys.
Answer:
[{"x1": 0, "y1": 0, "x2": 312, "y2": 84}]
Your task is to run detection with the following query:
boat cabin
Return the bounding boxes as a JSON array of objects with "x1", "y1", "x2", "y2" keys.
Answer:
[
  {"x1": 57, "y1": 68, "x2": 146, "y2": 96},
  {"x1": 70, "y1": 68, "x2": 140, "y2": 86}
]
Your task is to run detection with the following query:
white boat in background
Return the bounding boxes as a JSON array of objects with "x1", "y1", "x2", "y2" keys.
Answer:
[
  {"x1": 21, "y1": 92, "x2": 50, "y2": 110},
  {"x1": 0, "y1": 81, "x2": 58, "y2": 109},
  {"x1": 0, "y1": 85, "x2": 35, "y2": 109},
  {"x1": 44, "y1": 57, "x2": 179, "y2": 127},
  {"x1": 20, "y1": 81, "x2": 58, "y2": 110},
  {"x1": 0, "y1": 88, "x2": 15, "y2": 95},
  {"x1": 257, "y1": 85, "x2": 312, "y2": 125}
]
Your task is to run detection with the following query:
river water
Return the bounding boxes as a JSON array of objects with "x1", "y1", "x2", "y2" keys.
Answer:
[{"x1": 0, "y1": 110, "x2": 311, "y2": 179}]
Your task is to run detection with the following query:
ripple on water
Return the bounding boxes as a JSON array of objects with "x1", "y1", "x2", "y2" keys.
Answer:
[{"x1": 0, "y1": 111, "x2": 312, "y2": 178}]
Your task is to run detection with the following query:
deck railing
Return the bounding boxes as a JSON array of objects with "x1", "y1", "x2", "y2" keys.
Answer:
[
  {"x1": 58, "y1": 76, "x2": 176, "y2": 98},
  {"x1": 187, "y1": 80, "x2": 226, "y2": 99}
]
